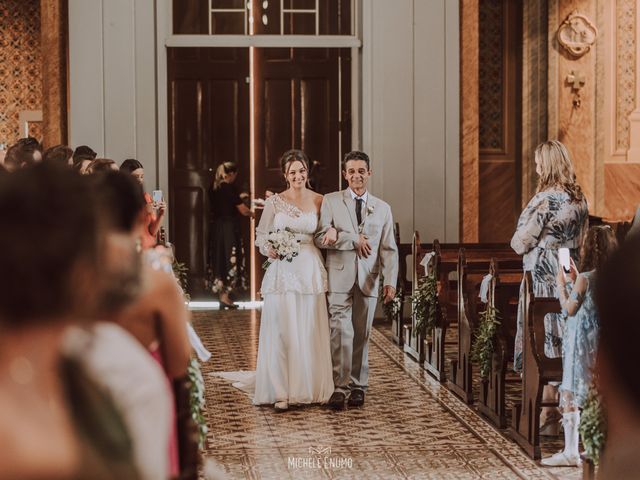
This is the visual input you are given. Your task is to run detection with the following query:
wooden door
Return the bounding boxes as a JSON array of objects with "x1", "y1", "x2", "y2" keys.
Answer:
[
  {"x1": 478, "y1": 0, "x2": 522, "y2": 242},
  {"x1": 167, "y1": 47, "x2": 250, "y2": 297},
  {"x1": 252, "y1": 46, "x2": 346, "y2": 197}
]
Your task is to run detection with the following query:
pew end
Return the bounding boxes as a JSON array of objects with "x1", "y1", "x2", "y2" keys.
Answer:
[{"x1": 509, "y1": 272, "x2": 562, "y2": 460}]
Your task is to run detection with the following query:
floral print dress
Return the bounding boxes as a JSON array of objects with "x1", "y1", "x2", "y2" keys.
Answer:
[
  {"x1": 511, "y1": 189, "x2": 588, "y2": 371},
  {"x1": 559, "y1": 270, "x2": 599, "y2": 409}
]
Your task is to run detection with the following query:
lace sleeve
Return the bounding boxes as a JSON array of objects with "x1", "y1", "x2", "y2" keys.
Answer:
[{"x1": 255, "y1": 197, "x2": 275, "y2": 257}]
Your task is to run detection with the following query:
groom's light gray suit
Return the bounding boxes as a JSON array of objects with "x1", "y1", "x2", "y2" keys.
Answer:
[{"x1": 315, "y1": 189, "x2": 398, "y2": 393}]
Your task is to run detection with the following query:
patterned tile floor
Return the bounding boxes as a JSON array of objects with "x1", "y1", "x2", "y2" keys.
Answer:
[{"x1": 193, "y1": 310, "x2": 583, "y2": 480}]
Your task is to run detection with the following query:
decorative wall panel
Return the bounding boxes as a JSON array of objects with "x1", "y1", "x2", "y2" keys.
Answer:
[
  {"x1": 0, "y1": 0, "x2": 41, "y2": 146},
  {"x1": 478, "y1": 0, "x2": 504, "y2": 151},
  {"x1": 615, "y1": 0, "x2": 636, "y2": 151}
]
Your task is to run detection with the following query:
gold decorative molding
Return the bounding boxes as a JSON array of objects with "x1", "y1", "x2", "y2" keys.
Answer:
[{"x1": 557, "y1": 11, "x2": 598, "y2": 58}]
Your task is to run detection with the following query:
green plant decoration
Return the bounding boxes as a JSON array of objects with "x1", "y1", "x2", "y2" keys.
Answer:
[
  {"x1": 580, "y1": 385, "x2": 607, "y2": 465},
  {"x1": 383, "y1": 293, "x2": 402, "y2": 322},
  {"x1": 187, "y1": 357, "x2": 208, "y2": 449},
  {"x1": 172, "y1": 259, "x2": 190, "y2": 302},
  {"x1": 470, "y1": 305, "x2": 501, "y2": 380},
  {"x1": 411, "y1": 274, "x2": 444, "y2": 337}
]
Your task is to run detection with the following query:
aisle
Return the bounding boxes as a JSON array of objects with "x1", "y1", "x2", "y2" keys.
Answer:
[{"x1": 193, "y1": 310, "x2": 579, "y2": 480}]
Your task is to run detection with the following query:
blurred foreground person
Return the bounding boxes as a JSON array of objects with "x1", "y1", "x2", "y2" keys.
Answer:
[
  {"x1": 0, "y1": 163, "x2": 138, "y2": 479},
  {"x1": 92, "y1": 171, "x2": 191, "y2": 477},
  {"x1": 596, "y1": 233, "x2": 640, "y2": 479},
  {"x1": 78, "y1": 171, "x2": 177, "y2": 480}
]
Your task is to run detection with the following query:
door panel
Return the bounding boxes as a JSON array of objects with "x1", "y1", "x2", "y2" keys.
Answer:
[{"x1": 168, "y1": 48, "x2": 250, "y2": 297}]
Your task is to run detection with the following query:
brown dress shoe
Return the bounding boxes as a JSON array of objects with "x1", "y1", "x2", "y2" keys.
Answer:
[{"x1": 326, "y1": 391, "x2": 346, "y2": 410}]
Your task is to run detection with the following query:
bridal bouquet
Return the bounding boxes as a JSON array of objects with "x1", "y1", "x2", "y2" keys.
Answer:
[{"x1": 263, "y1": 228, "x2": 301, "y2": 269}]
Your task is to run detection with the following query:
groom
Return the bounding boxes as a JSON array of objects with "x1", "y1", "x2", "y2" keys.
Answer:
[{"x1": 315, "y1": 150, "x2": 398, "y2": 409}]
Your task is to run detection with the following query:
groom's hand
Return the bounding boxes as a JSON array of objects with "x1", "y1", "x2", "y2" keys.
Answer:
[
  {"x1": 321, "y1": 227, "x2": 338, "y2": 246},
  {"x1": 355, "y1": 234, "x2": 372, "y2": 258},
  {"x1": 383, "y1": 285, "x2": 396, "y2": 304}
]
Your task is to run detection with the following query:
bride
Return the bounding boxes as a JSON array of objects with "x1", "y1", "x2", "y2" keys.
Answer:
[{"x1": 224, "y1": 150, "x2": 334, "y2": 412}]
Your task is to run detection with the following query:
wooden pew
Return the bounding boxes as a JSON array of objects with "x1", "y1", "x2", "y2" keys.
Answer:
[
  {"x1": 477, "y1": 259, "x2": 522, "y2": 428},
  {"x1": 509, "y1": 271, "x2": 562, "y2": 459},
  {"x1": 391, "y1": 223, "x2": 412, "y2": 347},
  {"x1": 403, "y1": 232, "x2": 428, "y2": 363},
  {"x1": 448, "y1": 252, "x2": 521, "y2": 403},
  {"x1": 423, "y1": 241, "x2": 519, "y2": 382}
]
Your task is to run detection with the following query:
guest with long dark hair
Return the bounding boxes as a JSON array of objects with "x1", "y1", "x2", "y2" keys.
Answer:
[{"x1": 120, "y1": 158, "x2": 166, "y2": 249}]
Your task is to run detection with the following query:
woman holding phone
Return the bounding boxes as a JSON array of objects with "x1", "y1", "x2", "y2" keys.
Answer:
[
  {"x1": 208, "y1": 162, "x2": 253, "y2": 308},
  {"x1": 510, "y1": 141, "x2": 588, "y2": 431},
  {"x1": 540, "y1": 226, "x2": 617, "y2": 466},
  {"x1": 120, "y1": 159, "x2": 166, "y2": 249}
]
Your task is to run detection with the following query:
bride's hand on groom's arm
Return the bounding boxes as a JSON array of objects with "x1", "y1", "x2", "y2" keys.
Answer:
[
  {"x1": 355, "y1": 234, "x2": 372, "y2": 258},
  {"x1": 321, "y1": 227, "x2": 338, "y2": 246}
]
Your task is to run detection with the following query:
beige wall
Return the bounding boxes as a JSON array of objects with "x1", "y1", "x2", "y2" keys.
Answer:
[
  {"x1": 68, "y1": 0, "x2": 158, "y2": 193},
  {"x1": 362, "y1": 0, "x2": 460, "y2": 244},
  {"x1": 68, "y1": 0, "x2": 460, "y2": 241}
]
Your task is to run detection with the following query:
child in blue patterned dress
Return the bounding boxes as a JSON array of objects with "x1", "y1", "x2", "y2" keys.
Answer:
[{"x1": 542, "y1": 225, "x2": 618, "y2": 467}]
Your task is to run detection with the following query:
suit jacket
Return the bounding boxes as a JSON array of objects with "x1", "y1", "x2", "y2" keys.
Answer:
[{"x1": 315, "y1": 189, "x2": 399, "y2": 296}]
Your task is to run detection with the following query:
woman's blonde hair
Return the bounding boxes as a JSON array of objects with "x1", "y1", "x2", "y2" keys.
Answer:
[
  {"x1": 535, "y1": 140, "x2": 584, "y2": 202},
  {"x1": 213, "y1": 162, "x2": 238, "y2": 189}
]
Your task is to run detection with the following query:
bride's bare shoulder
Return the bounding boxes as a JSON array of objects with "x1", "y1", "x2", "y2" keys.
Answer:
[{"x1": 311, "y1": 192, "x2": 323, "y2": 208}]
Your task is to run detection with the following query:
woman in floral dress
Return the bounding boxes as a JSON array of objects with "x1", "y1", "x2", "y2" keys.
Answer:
[
  {"x1": 511, "y1": 140, "x2": 588, "y2": 430},
  {"x1": 541, "y1": 225, "x2": 617, "y2": 466}
]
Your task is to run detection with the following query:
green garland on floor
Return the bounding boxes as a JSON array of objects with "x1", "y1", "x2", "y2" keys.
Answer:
[
  {"x1": 188, "y1": 357, "x2": 208, "y2": 449},
  {"x1": 470, "y1": 305, "x2": 501, "y2": 380},
  {"x1": 170, "y1": 259, "x2": 207, "y2": 449},
  {"x1": 579, "y1": 385, "x2": 607, "y2": 465},
  {"x1": 411, "y1": 274, "x2": 444, "y2": 337}
]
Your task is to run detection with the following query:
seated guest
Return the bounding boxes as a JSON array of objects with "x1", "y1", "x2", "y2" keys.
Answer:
[
  {"x1": 0, "y1": 163, "x2": 137, "y2": 479},
  {"x1": 91, "y1": 171, "x2": 191, "y2": 477},
  {"x1": 596, "y1": 233, "x2": 640, "y2": 478},
  {"x1": 43, "y1": 144, "x2": 74, "y2": 166},
  {"x1": 120, "y1": 158, "x2": 167, "y2": 249},
  {"x1": 3, "y1": 137, "x2": 42, "y2": 172},
  {"x1": 72, "y1": 145, "x2": 97, "y2": 174},
  {"x1": 87, "y1": 157, "x2": 119, "y2": 174},
  {"x1": 542, "y1": 226, "x2": 617, "y2": 466}
]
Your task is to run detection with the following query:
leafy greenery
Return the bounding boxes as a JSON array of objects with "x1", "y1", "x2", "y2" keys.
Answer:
[
  {"x1": 187, "y1": 357, "x2": 208, "y2": 449},
  {"x1": 411, "y1": 274, "x2": 444, "y2": 337},
  {"x1": 169, "y1": 260, "x2": 207, "y2": 448},
  {"x1": 470, "y1": 305, "x2": 501, "y2": 379},
  {"x1": 579, "y1": 385, "x2": 607, "y2": 465},
  {"x1": 383, "y1": 293, "x2": 402, "y2": 322},
  {"x1": 172, "y1": 259, "x2": 190, "y2": 302}
]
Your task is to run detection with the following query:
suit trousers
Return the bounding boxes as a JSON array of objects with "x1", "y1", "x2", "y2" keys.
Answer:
[{"x1": 327, "y1": 285, "x2": 378, "y2": 393}]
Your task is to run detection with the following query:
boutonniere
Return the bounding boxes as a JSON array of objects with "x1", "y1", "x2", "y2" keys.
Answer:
[{"x1": 366, "y1": 205, "x2": 375, "y2": 215}]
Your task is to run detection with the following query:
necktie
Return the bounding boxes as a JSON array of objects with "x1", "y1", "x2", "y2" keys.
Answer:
[{"x1": 356, "y1": 198, "x2": 364, "y2": 225}]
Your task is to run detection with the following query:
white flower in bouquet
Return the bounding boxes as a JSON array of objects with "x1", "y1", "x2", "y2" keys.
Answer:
[{"x1": 263, "y1": 228, "x2": 301, "y2": 269}]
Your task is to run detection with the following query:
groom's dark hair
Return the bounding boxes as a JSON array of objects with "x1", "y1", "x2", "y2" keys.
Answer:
[{"x1": 342, "y1": 151, "x2": 370, "y2": 171}]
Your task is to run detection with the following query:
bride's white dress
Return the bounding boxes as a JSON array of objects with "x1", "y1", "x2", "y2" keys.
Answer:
[{"x1": 219, "y1": 194, "x2": 334, "y2": 405}]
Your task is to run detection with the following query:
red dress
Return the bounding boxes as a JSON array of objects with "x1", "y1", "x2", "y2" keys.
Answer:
[{"x1": 141, "y1": 192, "x2": 158, "y2": 250}]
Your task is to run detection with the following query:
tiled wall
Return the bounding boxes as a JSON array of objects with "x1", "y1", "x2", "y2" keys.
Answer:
[{"x1": 0, "y1": 0, "x2": 41, "y2": 146}]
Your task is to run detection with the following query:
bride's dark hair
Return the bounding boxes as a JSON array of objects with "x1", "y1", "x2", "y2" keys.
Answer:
[{"x1": 280, "y1": 149, "x2": 310, "y2": 176}]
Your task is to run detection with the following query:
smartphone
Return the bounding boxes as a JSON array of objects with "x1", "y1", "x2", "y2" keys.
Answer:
[
  {"x1": 558, "y1": 247, "x2": 571, "y2": 273},
  {"x1": 152, "y1": 190, "x2": 163, "y2": 203}
]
